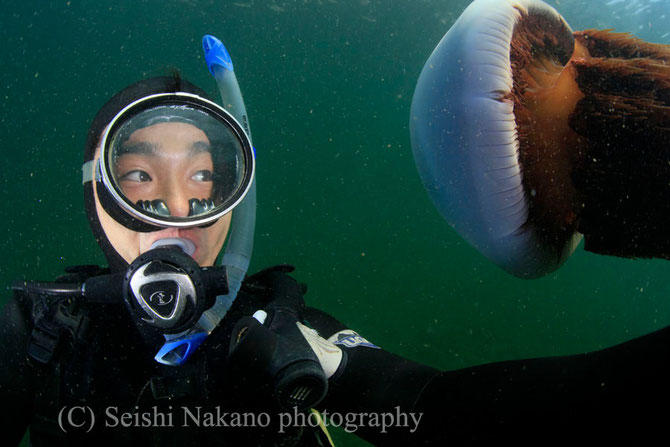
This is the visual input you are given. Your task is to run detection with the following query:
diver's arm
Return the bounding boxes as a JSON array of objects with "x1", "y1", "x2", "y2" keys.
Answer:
[
  {"x1": 286, "y1": 282, "x2": 670, "y2": 443},
  {"x1": 0, "y1": 295, "x2": 37, "y2": 445},
  {"x1": 305, "y1": 306, "x2": 439, "y2": 412},
  {"x1": 402, "y1": 326, "x2": 670, "y2": 444},
  {"x1": 305, "y1": 307, "x2": 440, "y2": 442},
  {"x1": 317, "y1": 315, "x2": 670, "y2": 445}
]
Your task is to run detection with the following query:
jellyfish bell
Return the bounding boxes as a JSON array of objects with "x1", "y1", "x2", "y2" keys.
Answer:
[
  {"x1": 410, "y1": 0, "x2": 670, "y2": 278},
  {"x1": 410, "y1": 0, "x2": 580, "y2": 278}
]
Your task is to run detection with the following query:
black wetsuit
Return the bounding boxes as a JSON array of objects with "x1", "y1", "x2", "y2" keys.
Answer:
[
  {"x1": 2, "y1": 266, "x2": 670, "y2": 446},
  {"x1": 1, "y1": 266, "x2": 341, "y2": 446}
]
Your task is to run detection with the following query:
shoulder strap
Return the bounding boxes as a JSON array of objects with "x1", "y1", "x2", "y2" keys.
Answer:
[
  {"x1": 27, "y1": 295, "x2": 90, "y2": 365},
  {"x1": 24, "y1": 265, "x2": 103, "y2": 364}
]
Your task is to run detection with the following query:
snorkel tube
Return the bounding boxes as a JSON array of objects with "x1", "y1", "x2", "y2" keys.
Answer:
[
  {"x1": 203, "y1": 34, "x2": 256, "y2": 319},
  {"x1": 154, "y1": 35, "x2": 256, "y2": 365}
]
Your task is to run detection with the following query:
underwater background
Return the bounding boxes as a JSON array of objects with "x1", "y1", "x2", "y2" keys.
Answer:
[{"x1": 1, "y1": 0, "x2": 669, "y2": 445}]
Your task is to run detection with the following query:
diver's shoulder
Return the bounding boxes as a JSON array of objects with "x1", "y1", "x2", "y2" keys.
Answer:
[
  {"x1": 242, "y1": 264, "x2": 301, "y2": 287},
  {"x1": 56, "y1": 264, "x2": 110, "y2": 282}
]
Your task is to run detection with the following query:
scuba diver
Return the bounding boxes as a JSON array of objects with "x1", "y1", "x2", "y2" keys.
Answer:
[
  {"x1": 0, "y1": 34, "x2": 346, "y2": 443},
  {"x1": 3, "y1": 36, "x2": 670, "y2": 446},
  {"x1": 0, "y1": 37, "x2": 433, "y2": 446}
]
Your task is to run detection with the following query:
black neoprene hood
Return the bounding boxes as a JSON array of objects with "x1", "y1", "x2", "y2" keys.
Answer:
[{"x1": 83, "y1": 76, "x2": 212, "y2": 272}]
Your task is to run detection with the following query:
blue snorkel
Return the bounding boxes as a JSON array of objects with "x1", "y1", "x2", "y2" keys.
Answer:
[
  {"x1": 154, "y1": 35, "x2": 256, "y2": 365},
  {"x1": 202, "y1": 34, "x2": 256, "y2": 314}
]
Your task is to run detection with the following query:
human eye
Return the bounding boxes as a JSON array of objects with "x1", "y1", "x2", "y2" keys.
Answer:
[
  {"x1": 191, "y1": 170, "x2": 213, "y2": 182},
  {"x1": 120, "y1": 170, "x2": 152, "y2": 182}
]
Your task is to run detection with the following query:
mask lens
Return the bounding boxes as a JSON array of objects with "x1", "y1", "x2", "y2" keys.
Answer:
[{"x1": 100, "y1": 95, "x2": 253, "y2": 227}]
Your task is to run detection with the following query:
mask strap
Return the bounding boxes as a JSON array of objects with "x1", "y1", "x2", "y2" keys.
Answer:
[{"x1": 82, "y1": 159, "x2": 100, "y2": 184}]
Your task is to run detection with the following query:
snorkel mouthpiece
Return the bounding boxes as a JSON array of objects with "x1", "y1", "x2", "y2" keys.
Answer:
[{"x1": 155, "y1": 332, "x2": 209, "y2": 366}]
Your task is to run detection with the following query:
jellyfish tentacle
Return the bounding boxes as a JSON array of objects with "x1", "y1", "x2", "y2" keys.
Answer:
[{"x1": 564, "y1": 30, "x2": 670, "y2": 259}]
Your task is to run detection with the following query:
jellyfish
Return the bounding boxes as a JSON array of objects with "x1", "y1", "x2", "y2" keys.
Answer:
[{"x1": 410, "y1": 0, "x2": 670, "y2": 278}]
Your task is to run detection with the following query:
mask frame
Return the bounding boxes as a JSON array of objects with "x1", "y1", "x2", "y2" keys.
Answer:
[{"x1": 87, "y1": 92, "x2": 255, "y2": 232}]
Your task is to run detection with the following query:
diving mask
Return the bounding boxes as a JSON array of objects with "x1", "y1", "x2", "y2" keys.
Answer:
[{"x1": 83, "y1": 92, "x2": 255, "y2": 232}]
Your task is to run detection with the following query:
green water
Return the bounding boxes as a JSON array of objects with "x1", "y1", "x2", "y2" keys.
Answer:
[{"x1": 2, "y1": 1, "x2": 670, "y2": 445}]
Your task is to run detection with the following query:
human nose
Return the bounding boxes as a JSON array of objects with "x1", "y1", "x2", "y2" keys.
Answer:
[{"x1": 164, "y1": 180, "x2": 191, "y2": 218}]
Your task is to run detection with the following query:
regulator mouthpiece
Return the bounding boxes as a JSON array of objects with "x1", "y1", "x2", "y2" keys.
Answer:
[{"x1": 150, "y1": 238, "x2": 197, "y2": 257}]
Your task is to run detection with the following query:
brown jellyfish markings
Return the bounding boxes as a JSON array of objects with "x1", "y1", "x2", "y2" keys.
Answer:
[{"x1": 507, "y1": 8, "x2": 670, "y2": 260}]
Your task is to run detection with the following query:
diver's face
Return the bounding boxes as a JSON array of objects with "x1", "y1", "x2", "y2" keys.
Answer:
[{"x1": 94, "y1": 122, "x2": 231, "y2": 266}]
